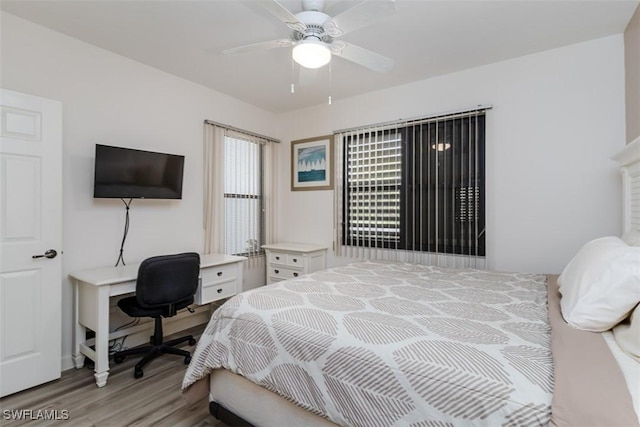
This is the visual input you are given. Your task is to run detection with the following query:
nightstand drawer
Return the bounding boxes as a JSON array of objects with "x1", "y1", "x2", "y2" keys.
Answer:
[
  {"x1": 196, "y1": 280, "x2": 236, "y2": 305},
  {"x1": 269, "y1": 267, "x2": 303, "y2": 280},
  {"x1": 285, "y1": 254, "x2": 304, "y2": 267},
  {"x1": 200, "y1": 263, "x2": 237, "y2": 285},
  {"x1": 268, "y1": 252, "x2": 287, "y2": 265}
]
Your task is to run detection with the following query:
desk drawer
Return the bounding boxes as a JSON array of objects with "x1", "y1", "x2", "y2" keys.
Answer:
[
  {"x1": 109, "y1": 280, "x2": 136, "y2": 297},
  {"x1": 196, "y1": 280, "x2": 236, "y2": 305},
  {"x1": 201, "y1": 263, "x2": 237, "y2": 285},
  {"x1": 269, "y1": 267, "x2": 303, "y2": 281}
]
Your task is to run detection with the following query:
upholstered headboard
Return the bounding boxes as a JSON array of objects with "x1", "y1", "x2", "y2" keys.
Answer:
[{"x1": 613, "y1": 137, "x2": 640, "y2": 233}]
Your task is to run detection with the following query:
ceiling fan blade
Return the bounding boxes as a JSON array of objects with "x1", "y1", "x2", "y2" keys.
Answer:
[
  {"x1": 223, "y1": 39, "x2": 293, "y2": 55},
  {"x1": 324, "y1": 0, "x2": 397, "y2": 37},
  {"x1": 257, "y1": 0, "x2": 307, "y2": 33},
  {"x1": 330, "y1": 41, "x2": 394, "y2": 73}
]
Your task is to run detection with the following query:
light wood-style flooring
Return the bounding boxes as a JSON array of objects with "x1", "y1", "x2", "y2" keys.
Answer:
[{"x1": 0, "y1": 326, "x2": 226, "y2": 427}]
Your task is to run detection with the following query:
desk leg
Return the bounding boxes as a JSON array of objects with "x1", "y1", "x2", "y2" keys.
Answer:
[
  {"x1": 93, "y1": 286, "x2": 111, "y2": 387},
  {"x1": 71, "y1": 279, "x2": 86, "y2": 369}
]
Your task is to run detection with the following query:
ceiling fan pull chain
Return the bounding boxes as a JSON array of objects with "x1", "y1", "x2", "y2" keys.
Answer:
[
  {"x1": 291, "y1": 56, "x2": 296, "y2": 93},
  {"x1": 328, "y1": 61, "x2": 332, "y2": 105}
]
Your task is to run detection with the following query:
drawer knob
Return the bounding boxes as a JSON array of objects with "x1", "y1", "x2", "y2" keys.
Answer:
[
  {"x1": 293, "y1": 272, "x2": 299, "y2": 277},
  {"x1": 292, "y1": 258, "x2": 297, "y2": 263},
  {"x1": 217, "y1": 271, "x2": 223, "y2": 277},
  {"x1": 274, "y1": 269, "x2": 279, "y2": 274},
  {"x1": 275, "y1": 256, "x2": 280, "y2": 260},
  {"x1": 217, "y1": 288, "x2": 223, "y2": 294}
]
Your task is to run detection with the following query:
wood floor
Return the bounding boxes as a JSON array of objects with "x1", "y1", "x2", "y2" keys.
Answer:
[{"x1": 0, "y1": 326, "x2": 227, "y2": 427}]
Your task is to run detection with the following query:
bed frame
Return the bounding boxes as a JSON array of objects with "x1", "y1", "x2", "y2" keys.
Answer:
[{"x1": 209, "y1": 402, "x2": 252, "y2": 427}]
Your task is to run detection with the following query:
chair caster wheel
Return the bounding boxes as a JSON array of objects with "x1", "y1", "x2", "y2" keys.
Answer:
[
  {"x1": 114, "y1": 355, "x2": 125, "y2": 364},
  {"x1": 188, "y1": 338, "x2": 196, "y2": 346},
  {"x1": 134, "y1": 368, "x2": 144, "y2": 378},
  {"x1": 184, "y1": 356, "x2": 191, "y2": 365}
]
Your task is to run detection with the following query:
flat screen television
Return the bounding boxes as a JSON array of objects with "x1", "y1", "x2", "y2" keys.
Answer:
[{"x1": 93, "y1": 144, "x2": 184, "y2": 199}]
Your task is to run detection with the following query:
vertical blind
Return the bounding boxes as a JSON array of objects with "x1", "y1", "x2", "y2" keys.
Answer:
[
  {"x1": 345, "y1": 129, "x2": 402, "y2": 253},
  {"x1": 335, "y1": 106, "x2": 489, "y2": 268}
]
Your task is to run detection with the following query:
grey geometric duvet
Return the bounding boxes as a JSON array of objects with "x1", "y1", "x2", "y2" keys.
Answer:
[{"x1": 183, "y1": 260, "x2": 552, "y2": 426}]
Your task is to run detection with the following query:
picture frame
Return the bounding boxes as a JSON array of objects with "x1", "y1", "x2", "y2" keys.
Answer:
[{"x1": 291, "y1": 135, "x2": 334, "y2": 191}]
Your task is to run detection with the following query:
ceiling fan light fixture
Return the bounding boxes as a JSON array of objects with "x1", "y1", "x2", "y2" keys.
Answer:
[{"x1": 292, "y1": 39, "x2": 331, "y2": 69}]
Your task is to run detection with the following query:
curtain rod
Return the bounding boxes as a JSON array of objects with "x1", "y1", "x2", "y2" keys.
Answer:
[
  {"x1": 333, "y1": 104, "x2": 493, "y2": 134},
  {"x1": 204, "y1": 120, "x2": 281, "y2": 143}
]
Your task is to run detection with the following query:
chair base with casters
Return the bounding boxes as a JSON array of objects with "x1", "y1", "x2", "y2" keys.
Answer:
[{"x1": 113, "y1": 310, "x2": 196, "y2": 378}]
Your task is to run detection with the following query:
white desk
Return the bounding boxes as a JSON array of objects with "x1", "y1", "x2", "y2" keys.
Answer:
[{"x1": 69, "y1": 253, "x2": 245, "y2": 387}]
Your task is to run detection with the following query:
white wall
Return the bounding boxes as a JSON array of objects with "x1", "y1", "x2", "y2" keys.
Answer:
[
  {"x1": 1, "y1": 12, "x2": 282, "y2": 370},
  {"x1": 625, "y1": 5, "x2": 640, "y2": 143},
  {"x1": 277, "y1": 35, "x2": 627, "y2": 275}
]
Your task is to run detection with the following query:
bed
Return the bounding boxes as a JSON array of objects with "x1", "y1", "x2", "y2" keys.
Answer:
[{"x1": 182, "y1": 138, "x2": 640, "y2": 427}]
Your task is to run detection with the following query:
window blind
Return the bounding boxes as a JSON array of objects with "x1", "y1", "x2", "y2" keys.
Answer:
[
  {"x1": 335, "y1": 106, "x2": 489, "y2": 268},
  {"x1": 223, "y1": 133, "x2": 264, "y2": 257}
]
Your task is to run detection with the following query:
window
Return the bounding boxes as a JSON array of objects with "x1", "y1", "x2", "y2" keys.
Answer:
[
  {"x1": 344, "y1": 130, "x2": 402, "y2": 248},
  {"x1": 203, "y1": 122, "x2": 276, "y2": 261},
  {"x1": 223, "y1": 135, "x2": 264, "y2": 256},
  {"x1": 341, "y1": 111, "x2": 486, "y2": 258}
]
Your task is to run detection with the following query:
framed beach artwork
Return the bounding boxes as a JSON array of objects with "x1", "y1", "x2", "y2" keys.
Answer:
[{"x1": 291, "y1": 135, "x2": 333, "y2": 191}]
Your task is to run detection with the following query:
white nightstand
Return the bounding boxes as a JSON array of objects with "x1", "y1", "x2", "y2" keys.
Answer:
[{"x1": 262, "y1": 243, "x2": 327, "y2": 284}]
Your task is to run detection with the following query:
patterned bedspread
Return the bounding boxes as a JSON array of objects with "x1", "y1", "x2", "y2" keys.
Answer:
[{"x1": 183, "y1": 260, "x2": 552, "y2": 426}]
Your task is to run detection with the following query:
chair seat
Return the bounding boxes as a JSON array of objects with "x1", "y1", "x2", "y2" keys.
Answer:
[{"x1": 118, "y1": 295, "x2": 194, "y2": 318}]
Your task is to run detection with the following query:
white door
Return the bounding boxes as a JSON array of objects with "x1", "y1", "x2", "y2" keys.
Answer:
[{"x1": 0, "y1": 89, "x2": 62, "y2": 397}]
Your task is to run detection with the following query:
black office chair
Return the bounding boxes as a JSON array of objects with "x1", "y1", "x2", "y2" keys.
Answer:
[{"x1": 113, "y1": 252, "x2": 200, "y2": 378}]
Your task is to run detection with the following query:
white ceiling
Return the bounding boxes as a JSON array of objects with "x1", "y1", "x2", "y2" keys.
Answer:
[{"x1": 2, "y1": 0, "x2": 638, "y2": 113}]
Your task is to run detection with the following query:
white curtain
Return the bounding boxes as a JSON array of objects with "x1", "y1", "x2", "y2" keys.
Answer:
[
  {"x1": 263, "y1": 136, "x2": 277, "y2": 247},
  {"x1": 203, "y1": 124, "x2": 225, "y2": 254}
]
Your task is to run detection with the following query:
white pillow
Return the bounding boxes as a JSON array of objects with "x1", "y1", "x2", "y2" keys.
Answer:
[
  {"x1": 558, "y1": 236, "x2": 640, "y2": 332},
  {"x1": 622, "y1": 228, "x2": 640, "y2": 246}
]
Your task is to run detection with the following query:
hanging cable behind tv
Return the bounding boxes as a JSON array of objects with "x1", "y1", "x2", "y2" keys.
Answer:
[{"x1": 115, "y1": 198, "x2": 132, "y2": 267}]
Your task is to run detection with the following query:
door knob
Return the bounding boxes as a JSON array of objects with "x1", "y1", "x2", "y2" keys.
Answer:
[{"x1": 32, "y1": 249, "x2": 58, "y2": 259}]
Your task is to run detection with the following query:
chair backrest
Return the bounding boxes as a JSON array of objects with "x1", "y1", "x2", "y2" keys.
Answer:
[{"x1": 136, "y1": 252, "x2": 200, "y2": 309}]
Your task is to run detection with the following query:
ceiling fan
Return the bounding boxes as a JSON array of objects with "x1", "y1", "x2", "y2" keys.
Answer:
[{"x1": 223, "y1": 0, "x2": 397, "y2": 73}]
